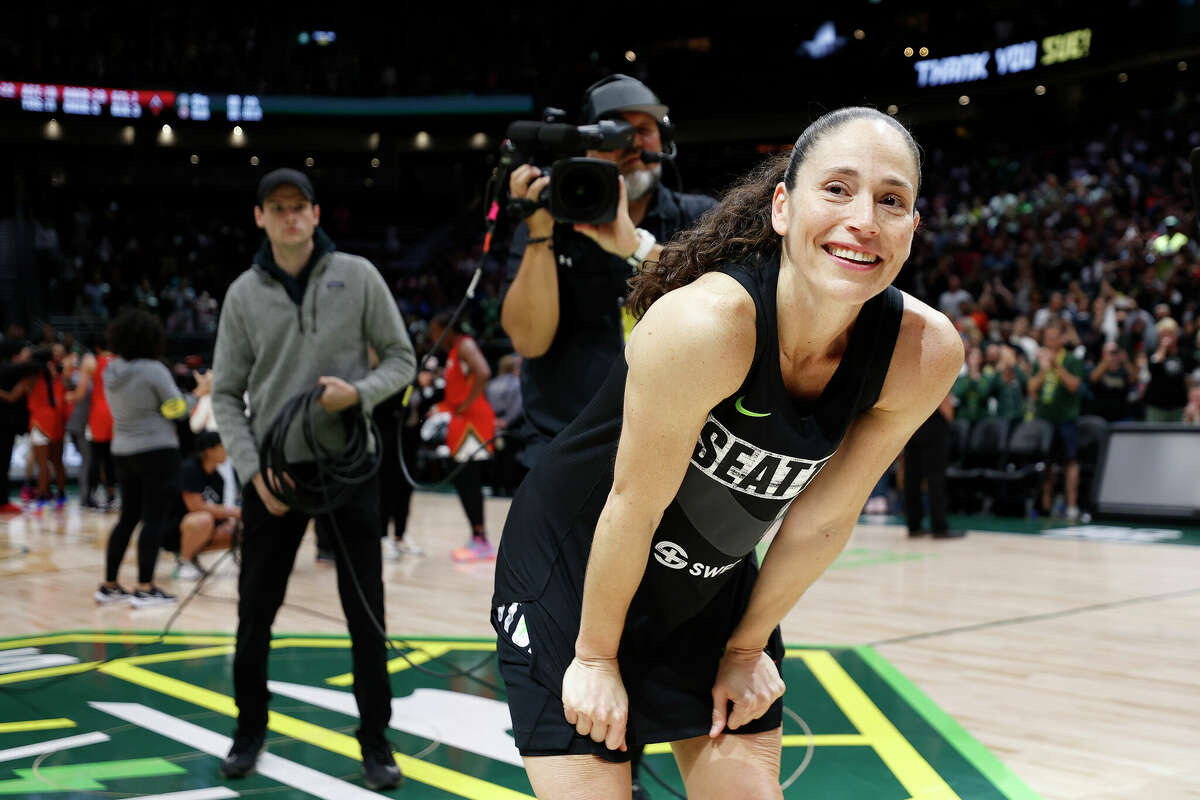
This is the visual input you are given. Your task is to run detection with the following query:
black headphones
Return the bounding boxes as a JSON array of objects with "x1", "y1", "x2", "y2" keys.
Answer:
[{"x1": 580, "y1": 74, "x2": 676, "y2": 160}]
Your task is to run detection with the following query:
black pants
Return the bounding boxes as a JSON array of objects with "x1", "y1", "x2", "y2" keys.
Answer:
[
  {"x1": 379, "y1": 417, "x2": 417, "y2": 540},
  {"x1": 90, "y1": 440, "x2": 116, "y2": 497},
  {"x1": 106, "y1": 448, "x2": 181, "y2": 584},
  {"x1": 0, "y1": 428, "x2": 16, "y2": 503},
  {"x1": 903, "y1": 413, "x2": 950, "y2": 534},
  {"x1": 452, "y1": 460, "x2": 485, "y2": 530},
  {"x1": 233, "y1": 470, "x2": 392, "y2": 748}
]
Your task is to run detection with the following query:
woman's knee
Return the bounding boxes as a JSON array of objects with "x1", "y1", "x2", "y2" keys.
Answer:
[
  {"x1": 523, "y1": 754, "x2": 631, "y2": 800},
  {"x1": 674, "y1": 730, "x2": 782, "y2": 800},
  {"x1": 182, "y1": 511, "x2": 215, "y2": 533}
]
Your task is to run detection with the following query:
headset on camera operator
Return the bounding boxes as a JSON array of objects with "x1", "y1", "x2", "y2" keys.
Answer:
[{"x1": 501, "y1": 75, "x2": 716, "y2": 469}]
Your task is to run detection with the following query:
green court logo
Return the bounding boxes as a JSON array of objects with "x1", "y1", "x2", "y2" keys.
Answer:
[{"x1": 0, "y1": 632, "x2": 1041, "y2": 799}]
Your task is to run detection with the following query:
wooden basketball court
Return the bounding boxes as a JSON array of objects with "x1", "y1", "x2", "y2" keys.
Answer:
[{"x1": 2, "y1": 493, "x2": 1198, "y2": 799}]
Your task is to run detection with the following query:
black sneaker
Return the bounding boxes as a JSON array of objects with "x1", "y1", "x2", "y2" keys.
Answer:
[
  {"x1": 220, "y1": 730, "x2": 265, "y2": 779},
  {"x1": 315, "y1": 548, "x2": 336, "y2": 565},
  {"x1": 361, "y1": 743, "x2": 402, "y2": 791},
  {"x1": 94, "y1": 583, "x2": 132, "y2": 604},
  {"x1": 932, "y1": 529, "x2": 966, "y2": 539},
  {"x1": 130, "y1": 586, "x2": 177, "y2": 608}
]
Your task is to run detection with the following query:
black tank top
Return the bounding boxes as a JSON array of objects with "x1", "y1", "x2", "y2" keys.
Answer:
[{"x1": 495, "y1": 259, "x2": 904, "y2": 641}]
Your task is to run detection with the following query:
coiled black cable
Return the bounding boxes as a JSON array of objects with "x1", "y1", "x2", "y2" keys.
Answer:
[
  {"x1": 258, "y1": 385, "x2": 502, "y2": 693},
  {"x1": 258, "y1": 386, "x2": 381, "y2": 515}
]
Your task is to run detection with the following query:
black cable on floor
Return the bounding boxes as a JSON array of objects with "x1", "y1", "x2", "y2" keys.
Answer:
[{"x1": 258, "y1": 386, "x2": 505, "y2": 694}]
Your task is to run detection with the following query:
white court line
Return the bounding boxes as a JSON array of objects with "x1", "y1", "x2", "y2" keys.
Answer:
[
  {"x1": 91, "y1": 703, "x2": 390, "y2": 800},
  {"x1": 0, "y1": 731, "x2": 110, "y2": 762},
  {"x1": 268, "y1": 680, "x2": 523, "y2": 766},
  {"x1": 125, "y1": 789, "x2": 239, "y2": 800},
  {"x1": 0, "y1": 647, "x2": 79, "y2": 674}
]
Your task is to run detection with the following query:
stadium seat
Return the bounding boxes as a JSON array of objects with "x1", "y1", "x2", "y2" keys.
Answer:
[
  {"x1": 981, "y1": 419, "x2": 1054, "y2": 515},
  {"x1": 946, "y1": 417, "x2": 1010, "y2": 512}
]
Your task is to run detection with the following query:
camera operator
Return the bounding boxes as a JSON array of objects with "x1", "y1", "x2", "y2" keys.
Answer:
[{"x1": 501, "y1": 75, "x2": 716, "y2": 470}]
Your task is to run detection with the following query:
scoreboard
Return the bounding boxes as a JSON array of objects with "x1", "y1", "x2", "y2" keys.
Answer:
[
  {"x1": 2, "y1": 79, "x2": 531, "y2": 120},
  {"x1": 0, "y1": 80, "x2": 262, "y2": 121}
]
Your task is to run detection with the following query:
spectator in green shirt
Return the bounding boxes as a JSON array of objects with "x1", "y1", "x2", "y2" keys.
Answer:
[
  {"x1": 951, "y1": 346, "x2": 991, "y2": 423},
  {"x1": 989, "y1": 345, "x2": 1028, "y2": 421},
  {"x1": 1028, "y1": 322, "x2": 1086, "y2": 521}
]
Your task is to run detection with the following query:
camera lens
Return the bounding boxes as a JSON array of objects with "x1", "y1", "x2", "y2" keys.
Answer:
[
  {"x1": 561, "y1": 170, "x2": 602, "y2": 210},
  {"x1": 547, "y1": 158, "x2": 621, "y2": 224}
]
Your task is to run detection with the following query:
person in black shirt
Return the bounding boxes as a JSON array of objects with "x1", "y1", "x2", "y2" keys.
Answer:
[
  {"x1": 903, "y1": 392, "x2": 962, "y2": 539},
  {"x1": 163, "y1": 431, "x2": 241, "y2": 579},
  {"x1": 1087, "y1": 341, "x2": 1136, "y2": 421},
  {"x1": 501, "y1": 75, "x2": 717, "y2": 469},
  {"x1": 492, "y1": 107, "x2": 962, "y2": 799},
  {"x1": 1142, "y1": 319, "x2": 1191, "y2": 422}
]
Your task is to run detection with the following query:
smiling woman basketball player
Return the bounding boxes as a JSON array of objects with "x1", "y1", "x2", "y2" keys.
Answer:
[{"x1": 491, "y1": 107, "x2": 963, "y2": 800}]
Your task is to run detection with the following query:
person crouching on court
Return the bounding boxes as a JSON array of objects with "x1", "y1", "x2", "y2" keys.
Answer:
[
  {"x1": 161, "y1": 431, "x2": 241, "y2": 580},
  {"x1": 490, "y1": 107, "x2": 962, "y2": 799},
  {"x1": 211, "y1": 168, "x2": 415, "y2": 790}
]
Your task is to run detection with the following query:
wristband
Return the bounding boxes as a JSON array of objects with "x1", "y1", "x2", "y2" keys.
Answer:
[
  {"x1": 626, "y1": 228, "x2": 656, "y2": 268},
  {"x1": 527, "y1": 235, "x2": 552, "y2": 245}
]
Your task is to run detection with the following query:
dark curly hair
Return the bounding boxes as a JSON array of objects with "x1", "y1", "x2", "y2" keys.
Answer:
[
  {"x1": 628, "y1": 106, "x2": 921, "y2": 316},
  {"x1": 107, "y1": 308, "x2": 166, "y2": 360}
]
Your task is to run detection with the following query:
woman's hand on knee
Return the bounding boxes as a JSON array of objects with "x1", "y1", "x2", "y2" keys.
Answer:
[
  {"x1": 561, "y1": 655, "x2": 629, "y2": 752},
  {"x1": 709, "y1": 648, "x2": 785, "y2": 737}
]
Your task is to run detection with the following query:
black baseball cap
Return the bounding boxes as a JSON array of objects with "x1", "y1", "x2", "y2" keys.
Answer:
[
  {"x1": 256, "y1": 168, "x2": 315, "y2": 206},
  {"x1": 581, "y1": 74, "x2": 669, "y2": 124}
]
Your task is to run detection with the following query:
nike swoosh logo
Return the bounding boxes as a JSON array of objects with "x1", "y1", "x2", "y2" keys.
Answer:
[{"x1": 734, "y1": 396, "x2": 771, "y2": 418}]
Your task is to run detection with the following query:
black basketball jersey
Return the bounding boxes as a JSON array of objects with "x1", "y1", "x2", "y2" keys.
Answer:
[{"x1": 494, "y1": 259, "x2": 903, "y2": 677}]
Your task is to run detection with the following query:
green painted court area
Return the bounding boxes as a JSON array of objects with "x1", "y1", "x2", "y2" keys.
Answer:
[
  {"x1": 862, "y1": 513, "x2": 1200, "y2": 547},
  {"x1": 0, "y1": 632, "x2": 1039, "y2": 799}
]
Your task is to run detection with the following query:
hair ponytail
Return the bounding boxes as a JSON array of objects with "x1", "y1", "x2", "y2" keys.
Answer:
[{"x1": 627, "y1": 153, "x2": 789, "y2": 317}]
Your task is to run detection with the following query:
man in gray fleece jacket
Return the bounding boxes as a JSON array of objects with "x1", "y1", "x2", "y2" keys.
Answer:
[{"x1": 211, "y1": 169, "x2": 415, "y2": 789}]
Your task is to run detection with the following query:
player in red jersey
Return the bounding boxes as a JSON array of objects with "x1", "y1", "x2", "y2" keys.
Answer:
[{"x1": 428, "y1": 312, "x2": 496, "y2": 561}]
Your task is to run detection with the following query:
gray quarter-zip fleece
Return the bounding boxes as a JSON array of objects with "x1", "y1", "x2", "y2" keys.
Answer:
[
  {"x1": 211, "y1": 246, "x2": 416, "y2": 483},
  {"x1": 104, "y1": 357, "x2": 186, "y2": 456}
]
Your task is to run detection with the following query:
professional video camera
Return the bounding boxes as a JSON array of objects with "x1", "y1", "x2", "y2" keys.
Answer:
[{"x1": 502, "y1": 108, "x2": 634, "y2": 225}]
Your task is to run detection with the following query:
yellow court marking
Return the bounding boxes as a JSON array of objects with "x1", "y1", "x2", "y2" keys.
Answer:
[
  {"x1": 781, "y1": 733, "x2": 871, "y2": 747},
  {"x1": 119, "y1": 645, "x2": 235, "y2": 666},
  {"x1": 326, "y1": 645, "x2": 451, "y2": 686},
  {"x1": 100, "y1": 659, "x2": 534, "y2": 800},
  {"x1": 800, "y1": 651, "x2": 959, "y2": 800},
  {"x1": 271, "y1": 638, "x2": 352, "y2": 649},
  {"x1": 0, "y1": 718, "x2": 76, "y2": 733},
  {"x1": 390, "y1": 640, "x2": 496, "y2": 652},
  {"x1": 0, "y1": 661, "x2": 101, "y2": 685},
  {"x1": 0, "y1": 634, "x2": 235, "y2": 650},
  {"x1": 273, "y1": 638, "x2": 493, "y2": 651},
  {"x1": 642, "y1": 733, "x2": 870, "y2": 756}
]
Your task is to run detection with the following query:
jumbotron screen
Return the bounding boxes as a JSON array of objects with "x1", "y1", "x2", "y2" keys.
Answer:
[
  {"x1": 0, "y1": 79, "x2": 532, "y2": 120},
  {"x1": 0, "y1": 81, "x2": 260, "y2": 121}
]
